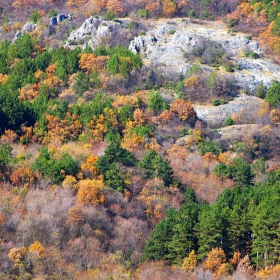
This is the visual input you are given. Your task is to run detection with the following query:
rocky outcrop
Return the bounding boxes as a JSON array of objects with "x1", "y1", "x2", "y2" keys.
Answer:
[
  {"x1": 128, "y1": 18, "x2": 279, "y2": 92},
  {"x1": 12, "y1": 22, "x2": 37, "y2": 43},
  {"x1": 64, "y1": 16, "x2": 130, "y2": 50},
  {"x1": 64, "y1": 16, "x2": 280, "y2": 92},
  {"x1": 22, "y1": 22, "x2": 36, "y2": 33},
  {"x1": 216, "y1": 124, "x2": 258, "y2": 141},
  {"x1": 193, "y1": 94, "x2": 264, "y2": 125}
]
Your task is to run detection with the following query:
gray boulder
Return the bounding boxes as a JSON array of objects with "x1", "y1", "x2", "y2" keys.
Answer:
[{"x1": 22, "y1": 22, "x2": 36, "y2": 33}]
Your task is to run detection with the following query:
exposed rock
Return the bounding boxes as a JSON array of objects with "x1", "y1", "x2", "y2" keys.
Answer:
[
  {"x1": 64, "y1": 16, "x2": 280, "y2": 92},
  {"x1": 22, "y1": 22, "x2": 36, "y2": 33},
  {"x1": 15, "y1": 31, "x2": 22, "y2": 38},
  {"x1": 193, "y1": 94, "x2": 264, "y2": 125},
  {"x1": 233, "y1": 58, "x2": 280, "y2": 92},
  {"x1": 176, "y1": 135, "x2": 192, "y2": 146},
  {"x1": 57, "y1": 13, "x2": 68, "y2": 23},
  {"x1": 128, "y1": 18, "x2": 279, "y2": 92},
  {"x1": 12, "y1": 22, "x2": 36, "y2": 43},
  {"x1": 216, "y1": 124, "x2": 258, "y2": 142},
  {"x1": 49, "y1": 16, "x2": 58, "y2": 26},
  {"x1": 64, "y1": 16, "x2": 130, "y2": 50}
]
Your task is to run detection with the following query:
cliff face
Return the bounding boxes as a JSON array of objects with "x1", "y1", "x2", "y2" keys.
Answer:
[
  {"x1": 128, "y1": 18, "x2": 280, "y2": 92},
  {"x1": 64, "y1": 16, "x2": 280, "y2": 94}
]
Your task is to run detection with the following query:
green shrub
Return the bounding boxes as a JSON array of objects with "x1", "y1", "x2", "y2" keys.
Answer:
[
  {"x1": 48, "y1": 8, "x2": 57, "y2": 18},
  {"x1": 227, "y1": 18, "x2": 234, "y2": 28},
  {"x1": 0, "y1": 143, "x2": 12, "y2": 173},
  {"x1": 167, "y1": 29, "x2": 176, "y2": 35},
  {"x1": 127, "y1": 21, "x2": 139, "y2": 30},
  {"x1": 265, "y1": 81, "x2": 280, "y2": 106},
  {"x1": 224, "y1": 63, "x2": 234, "y2": 72},
  {"x1": 32, "y1": 147, "x2": 78, "y2": 184},
  {"x1": 30, "y1": 9, "x2": 40, "y2": 23},
  {"x1": 244, "y1": 50, "x2": 259, "y2": 59},
  {"x1": 212, "y1": 99, "x2": 220, "y2": 106},
  {"x1": 137, "y1": 9, "x2": 148, "y2": 18},
  {"x1": 255, "y1": 83, "x2": 267, "y2": 99},
  {"x1": 225, "y1": 116, "x2": 234, "y2": 126},
  {"x1": 148, "y1": 92, "x2": 169, "y2": 114},
  {"x1": 198, "y1": 140, "x2": 222, "y2": 156},
  {"x1": 104, "y1": 10, "x2": 115, "y2": 21}
]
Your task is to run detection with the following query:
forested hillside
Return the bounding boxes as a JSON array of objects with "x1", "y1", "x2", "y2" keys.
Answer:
[{"x1": 0, "y1": 1, "x2": 280, "y2": 279}]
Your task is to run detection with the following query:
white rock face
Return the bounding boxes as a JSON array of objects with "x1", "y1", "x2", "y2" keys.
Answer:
[
  {"x1": 65, "y1": 16, "x2": 280, "y2": 93},
  {"x1": 22, "y1": 22, "x2": 37, "y2": 33},
  {"x1": 64, "y1": 16, "x2": 130, "y2": 50},
  {"x1": 129, "y1": 18, "x2": 280, "y2": 92},
  {"x1": 193, "y1": 94, "x2": 264, "y2": 124}
]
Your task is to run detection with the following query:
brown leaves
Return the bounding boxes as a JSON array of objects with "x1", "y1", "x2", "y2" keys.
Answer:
[
  {"x1": 79, "y1": 54, "x2": 109, "y2": 73},
  {"x1": 170, "y1": 99, "x2": 197, "y2": 121}
]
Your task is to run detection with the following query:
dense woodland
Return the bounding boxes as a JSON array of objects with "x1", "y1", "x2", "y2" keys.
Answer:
[{"x1": 0, "y1": 0, "x2": 280, "y2": 279}]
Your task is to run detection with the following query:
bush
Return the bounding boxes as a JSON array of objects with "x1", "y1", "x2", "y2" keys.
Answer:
[
  {"x1": 104, "y1": 10, "x2": 116, "y2": 21},
  {"x1": 29, "y1": 9, "x2": 40, "y2": 23},
  {"x1": 167, "y1": 29, "x2": 176, "y2": 35},
  {"x1": 225, "y1": 117, "x2": 234, "y2": 126},
  {"x1": 48, "y1": 8, "x2": 57, "y2": 18},
  {"x1": 244, "y1": 50, "x2": 259, "y2": 59},
  {"x1": 32, "y1": 147, "x2": 78, "y2": 184},
  {"x1": 137, "y1": 9, "x2": 148, "y2": 18},
  {"x1": 148, "y1": 92, "x2": 169, "y2": 114},
  {"x1": 255, "y1": 83, "x2": 267, "y2": 99},
  {"x1": 198, "y1": 140, "x2": 222, "y2": 156},
  {"x1": 212, "y1": 99, "x2": 227, "y2": 106},
  {"x1": 127, "y1": 21, "x2": 139, "y2": 30},
  {"x1": 223, "y1": 63, "x2": 234, "y2": 72},
  {"x1": 0, "y1": 143, "x2": 12, "y2": 173},
  {"x1": 265, "y1": 81, "x2": 280, "y2": 106}
]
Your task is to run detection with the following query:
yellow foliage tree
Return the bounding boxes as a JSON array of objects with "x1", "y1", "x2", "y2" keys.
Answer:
[
  {"x1": 203, "y1": 247, "x2": 226, "y2": 275},
  {"x1": 182, "y1": 250, "x2": 197, "y2": 273},
  {"x1": 29, "y1": 241, "x2": 45, "y2": 258},
  {"x1": 77, "y1": 179, "x2": 106, "y2": 206},
  {"x1": 62, "y1": 175, "x2": 78, "y2": 189},
  {"x1": 88, "y1": 114, "x2": 108, "y2": 139},
  {"x1": 163, "y1": 0, "x2": 177, "y2": 17},
  {"x1": 81, "y1": 155, "x2": 100, "y2": 179},
  {"x1": 0, "y1": 74, "x2": 8, "y2": 85},
  {"x1": 184, "y1": 76, "x2": 199, "y2": 88},
  {"x1": 112, "y1": 95, "x2": 139, "y2": 108}
]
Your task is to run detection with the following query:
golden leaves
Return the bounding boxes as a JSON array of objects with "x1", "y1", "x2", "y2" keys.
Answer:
[
  {"x1": 29, "y1": 241, "x2": 45, "y2": 258},
  {"x1": 77, "y1": 179, "x2": 106, "y2": 206}
]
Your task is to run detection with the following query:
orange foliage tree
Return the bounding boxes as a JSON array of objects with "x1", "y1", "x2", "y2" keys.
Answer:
[
  {"x1": 170, "y1": 99, "x2": 197, "y2": 121},
  {"x1": 46, "y1": 112, "x2": 83, "y2": 143},
  {"x1": 106, "y1": 0, "x2": 124, "y2": 16}
]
